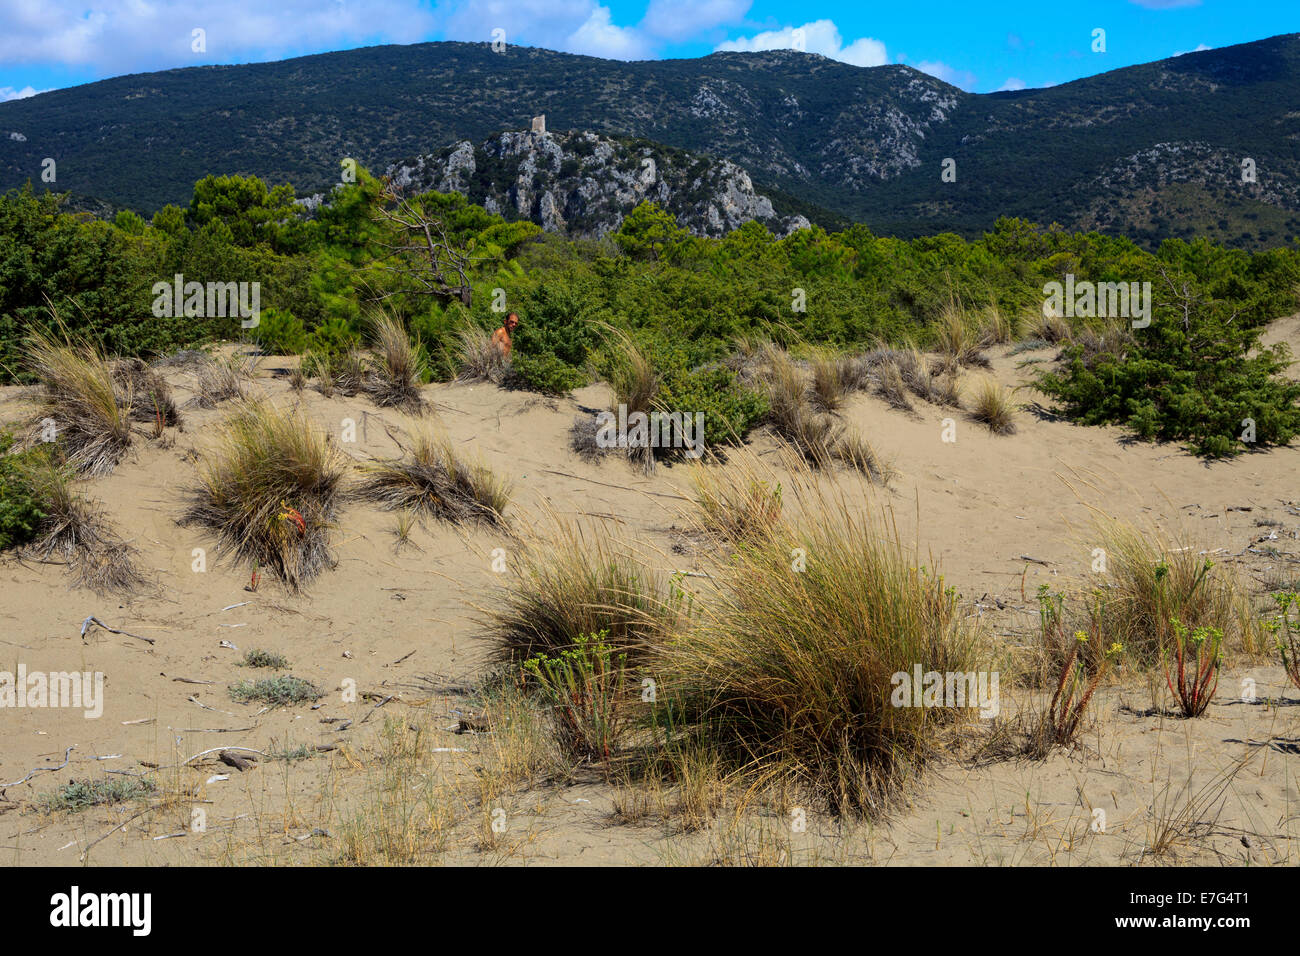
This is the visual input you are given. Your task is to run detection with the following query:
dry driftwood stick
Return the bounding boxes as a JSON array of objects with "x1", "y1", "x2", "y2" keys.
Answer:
[
  {"x1": 181, "y1": 746, "x2": 268, "y2": 767},
  {"x1": 80, "y1": 615, "x2": 155, "y2": 645},
  {"x1": 1, "y1": 746, "x2": 75, "y2": 789},
  {"x1": 539, "y1": 469, "x2": 690, "y2": 501},
  {"x1": 219, "y1": 750, "x2": 256, "y2": 772},
  {"x1": 80, "y1": 803, "x2": 160, "y2": 862}
]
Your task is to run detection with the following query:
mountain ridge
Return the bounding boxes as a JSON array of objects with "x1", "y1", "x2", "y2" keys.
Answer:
[{"x1": 3, "y1": 34, "x2": 1298, "y2": 247}]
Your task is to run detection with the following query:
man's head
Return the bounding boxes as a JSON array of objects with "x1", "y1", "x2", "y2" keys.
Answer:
[{"x1": 504, "y1": 312, "x2": 520, "y2": 331}]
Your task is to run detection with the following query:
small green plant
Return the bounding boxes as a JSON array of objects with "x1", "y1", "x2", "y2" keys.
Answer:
[
  {"x1": 242, "y1": 648, "x2": 289, "y2": 669},
  {"x1": 229, "y1": 675, "x2": 322, "y2": 706},
  {"x1": 1163, "y1": 617, "x2": 1222, "y2": 717},
  {"x1": 1266, "y1": 591, "x2": 1300, "y2": 691},
  {"x1": 523, "y1": 629, "x2": 632, "y2": 764},
  {"x1": 1035, "y1": 629, "x2": 1123, "y2": 754},
  {"x1": 39, "y1": 776, "x2": 156, "y2": 813}
]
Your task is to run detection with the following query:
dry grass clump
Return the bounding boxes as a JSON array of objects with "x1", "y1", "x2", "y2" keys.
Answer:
[
  {"x1": 976, "y1": 302, "x2": 1015, "y2": 346},
  {"x1": 864, "y1": 346, "x2": 960, "y2": 409},
  {"x1": 1030, "y1": 307, "x2": 1072, "y2": 344},
  {"x1": 808, "y1": 349, "x2": 848, "y2": 413},
  {"x1": 305, "y1": 348, "x2": 366, "y2": 398},
  {"x1": 1089, "y1": 517, "x2": 1243, "y2": 668},
  {"x1": 183, "y1": 399, "x2": 347, "y2": 590},
  {"x1": 873, "y1": 355, "x2": 914, "y2": 411},
  {"x1": 479, "y1": 519, "x2": 682, "y2": 668},
  {"x1": 967, "y1": 377, "x2": 1018, "y2": 434},
  {"x1": 664, "y1": 486, "x2": 986, "y2": 816},
  {"x1": 191, "y1": 353, "x2": 256, "y2": 408},
  {"x1": 456, "y1": 325, "x2": 508, "y2": 384},
  {"x1": 688, "y1": 458, "x2": 783, "y2": 544},
  {"x1": 112, "y1": 358, "x2": 181, "y2": 431},
  {"x1": 932, "y1": 371, "x2": 963, "y2": 408},
  {"x1": 362, "y1": 313, "x2": 426, "y2": 413},
  {"x1": 763, "y1": 346, "x2": 838, "y2": 464},
  {"x1": 357, "y1": 425, "x2": 510, "y2": 526},
  {"x1": 19, "y1": 452, "x2": 145, "y2": 593},
  {"x1": 834, "y1": 428, "x2": 894, "y2": 482},
  {"x1": 935, "y1": 305, "x2": 990, "y2": 369},
  {"x1": 568, "y1": 414, "x2": 608, "y2": 462},
  {"x1": 25, "y1": 327, "x2": 133, "y2": 476},
  {"x1": 723, "y1": 334, "x2": 772, "y2": 386},
  {"x1": 1073, "y1": 322, "x2": 1131, "y2": 364},
  {"x1": 605, "y1": 329, "x2": 661, "y2": 472},
  {"x1": 760, "y1": 346, "x2": 890, "y2": 480}
]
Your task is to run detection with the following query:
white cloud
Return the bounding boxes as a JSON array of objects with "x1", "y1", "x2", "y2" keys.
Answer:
[
  {"x1": 915, "y1": 60, "x2": 977, "y2": 90},
  {"x1": 640, "y1": 0, "x2": 750, "y2": 42},
  {"x1": 0, "y1": 85, "x2": 49, "y2": 101},
  {"x1": 0, "y1": 0, "x2": 439, "y2": 75},
  {"x1": 1173, "y1": 42, "x2": 1212, "y2": 56},
  {"x1": 996, "y1": 77, "x2": 1026, "y2": 91},
  {"x1": 715, "y1": 19, "x2": 887, "y2": 67},
  {"x1": 566, "y1": 5, "x2": 652, "y2": 60}
]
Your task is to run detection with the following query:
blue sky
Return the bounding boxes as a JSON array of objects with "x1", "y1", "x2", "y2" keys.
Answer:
[{"x1": 2, "y1": 0, "x2": 1297, "y2": 101}]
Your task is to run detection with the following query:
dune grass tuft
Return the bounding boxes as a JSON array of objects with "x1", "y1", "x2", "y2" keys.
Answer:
[
  {"x1": 688, "y1": 457, "x2": 783, "y2": 544},
  {"x1": 183, "y1": 399, "x2": 347, "y2": 589},
  {"x1": 19, "y1": 451, "x2": 145, "y2": 593},
  {"x1": 357, "y1": 426, "x2": 510, "y2": 525},
  {"x1": 480, "y1": 519, "x2": 681, "y2": 668},
  {"x1": 363, "y1": 312, "x2": 426, "y2": 412},
  {"x1": 191, "y1": 352, "x2": 256, "y2": 408},
  {"x1": 25, "y1": 326, "x2": 133, "y2": 476},
  {"x1": 665, "y1": 486, "x2": 986, "y2": 816},
  {"x1": 968, "y1": 377, "x2": 1018, "y2": 434},
  {"x1": 456, "y1": 324, "x2": 508, "y2": 384}
]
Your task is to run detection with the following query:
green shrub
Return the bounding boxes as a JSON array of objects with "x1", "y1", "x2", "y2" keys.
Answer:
[
  {"x1": 303, "y1": 315, "x2": 360, "y2": 359},
  {"x1": 0, "y1": 436, "x2": 47, "y2": 551},
  {"x1": 252, "y1": 306, "x2": 307, "y2": 354},
  {"x1": 509, "y1": 352, "x2": 588, "y2": 395},
  {"x1": 1036, "y1": 295, "x2": 1300, "y2": 457},
  {"x1": 657, "y1": 360, "x2": 768, "y2": 447}
]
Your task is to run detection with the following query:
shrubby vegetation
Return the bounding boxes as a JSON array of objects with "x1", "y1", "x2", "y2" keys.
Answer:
[{"x1": 2, "y1": 168, "x2": 1298, "y2": 457}]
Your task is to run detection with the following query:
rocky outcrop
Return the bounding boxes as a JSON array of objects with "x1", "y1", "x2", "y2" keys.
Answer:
[{"x1": 387, "y1": 129, "x2": 810, "y2": 239}]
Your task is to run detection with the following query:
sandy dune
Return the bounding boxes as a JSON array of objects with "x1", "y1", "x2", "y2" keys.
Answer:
[{"x1": 3, "y1": 323, "x2": 1299, "y2": 866}]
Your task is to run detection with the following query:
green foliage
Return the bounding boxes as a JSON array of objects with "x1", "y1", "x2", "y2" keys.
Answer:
[
  {"x1": 4, "y1": 169, "x2": 1300, "y2": 461},
  {"x1": 189, "y1": 173, "x2": 308, "y2": 253},
  {"x1": 252, "y1": 306, "x2": 307, "y2": 354},
  {"x1": 1035, "y1": 281, "x2": 1300, "y2": 456},
  {"x1": 656, "y1": 357, "x2": 768, "y2": 447},
  {"x1": 0, "y1": 435, "x2": 47, "y2": 551},
  {"x1": 1267, "y1": 591, "x2": 1300, "y2": 691},
  {"x1": 510, "y1": 351, "x2": 588, "y2": 395},
  {"x1": 613, "y1": 201, "x2": 687, "y2": 260},
  {"x1": 523, "y1": 629, "x2": 633, "y2": 762},
  {"x1": 303, "y1": 315, "x2": 360, "y2": 359}
]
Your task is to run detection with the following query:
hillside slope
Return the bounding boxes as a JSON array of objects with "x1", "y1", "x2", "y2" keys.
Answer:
[{"x1": 2, "y1": 35, "x2": 1299, "y2": 246}]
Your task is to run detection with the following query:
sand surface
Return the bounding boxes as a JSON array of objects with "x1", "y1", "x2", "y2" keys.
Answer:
[{"x1": 3, "y1": 325, "x2": 1300, "y2": 866}]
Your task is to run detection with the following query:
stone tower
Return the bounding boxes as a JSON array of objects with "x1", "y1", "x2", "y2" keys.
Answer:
[{"x1": 531, "y1": 114, "x2": 546, "y2": 135}]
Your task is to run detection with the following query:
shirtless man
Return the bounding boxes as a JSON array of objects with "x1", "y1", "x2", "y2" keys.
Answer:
[{"x1": 491, "y1": 312, "x2": 520, "y2": 360}]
